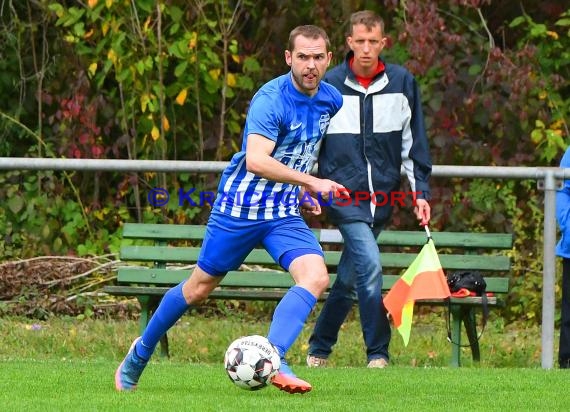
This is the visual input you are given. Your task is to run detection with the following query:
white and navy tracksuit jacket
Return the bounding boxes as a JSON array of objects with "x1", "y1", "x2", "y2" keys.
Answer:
[{"x1": 318, "y1": 52, "x2": 432, "y2": 227}]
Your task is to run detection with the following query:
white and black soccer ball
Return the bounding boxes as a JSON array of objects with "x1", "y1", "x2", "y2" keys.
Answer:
[{"x1": 224, "y1": 335, "x2": 281, "y2": 390}]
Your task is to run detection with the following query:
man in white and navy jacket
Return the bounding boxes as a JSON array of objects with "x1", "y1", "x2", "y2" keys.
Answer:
[{"x1": 307, "y1": 10, "x2": 432, "y2": 369}]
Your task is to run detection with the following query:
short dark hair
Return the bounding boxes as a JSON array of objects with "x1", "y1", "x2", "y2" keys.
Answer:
[
  {"x1": 348, "y1": 10, "x2": 385, "y2": 36},
  {"x1": 288, "y1": 25, "x2": 331, "y2": 52}
]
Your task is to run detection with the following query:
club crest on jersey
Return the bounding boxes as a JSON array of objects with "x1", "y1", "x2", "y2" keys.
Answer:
[{"x1": 319, "y1": 114, "x2": 331, "y2": 134}]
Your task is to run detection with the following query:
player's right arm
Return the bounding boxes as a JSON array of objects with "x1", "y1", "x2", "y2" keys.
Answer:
[{"x1": 245, "y1": 133, "x2": 344, "y2": 200}]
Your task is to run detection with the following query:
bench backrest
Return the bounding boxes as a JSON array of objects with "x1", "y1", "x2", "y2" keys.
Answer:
[{"x1": 117, "y1": 223, "x2": 512, "y2": 294}]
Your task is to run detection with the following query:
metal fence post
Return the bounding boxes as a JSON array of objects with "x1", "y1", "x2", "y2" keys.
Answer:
[{"x1": 541, "y1": 170, "x2": 557, "y2": 369}]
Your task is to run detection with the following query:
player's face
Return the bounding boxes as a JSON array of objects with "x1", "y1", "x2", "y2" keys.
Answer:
[
  {"x1": 285, "y1": 35, "x2": 332, "y2": 96},
  {"x1": 347, "y1": 23, "x2": 386, "y2": 73}
]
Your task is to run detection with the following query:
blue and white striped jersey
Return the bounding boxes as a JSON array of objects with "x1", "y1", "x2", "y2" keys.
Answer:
[{"x1": 213, "y1": 72, "x2": 343, "y2": 220}]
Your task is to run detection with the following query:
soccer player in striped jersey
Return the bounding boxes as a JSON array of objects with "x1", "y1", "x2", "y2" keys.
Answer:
[{"x1": 115, "y1": 24, "x2": 344, "y2": 394}]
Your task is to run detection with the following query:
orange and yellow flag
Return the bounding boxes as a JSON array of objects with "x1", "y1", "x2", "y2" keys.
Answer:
[{"x1": 383, "y1": 238, "x2": 450, "y2": 346}]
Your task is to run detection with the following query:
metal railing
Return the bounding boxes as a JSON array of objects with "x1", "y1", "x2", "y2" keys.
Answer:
[{"x1": 1, "y1": 157, "x2": 569, "y2": 369}]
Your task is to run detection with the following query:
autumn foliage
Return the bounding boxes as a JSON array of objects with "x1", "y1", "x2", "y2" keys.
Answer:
[{"x1": 0, "y1": 0, "x2": 568, "y2": 321}]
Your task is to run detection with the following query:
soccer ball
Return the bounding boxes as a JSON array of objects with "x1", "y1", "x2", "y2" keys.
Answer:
[{"x1": 224, "y1": 335, "x2": 281, "y2": 390}]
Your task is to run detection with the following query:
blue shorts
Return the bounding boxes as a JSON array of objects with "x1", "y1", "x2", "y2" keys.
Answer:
[{"x1": 197, "y1": 212, "x2": 323, "y2": 276}]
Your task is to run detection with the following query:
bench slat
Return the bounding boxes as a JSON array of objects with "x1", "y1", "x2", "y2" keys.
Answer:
[
  {"x1": 317, "y1": 229, "x2": 513, "y2": 248},
  {"x1": 122, "y1": 223, "x2": 207, "y2": 240},
  {"x1": 116, "y1": 268, "x2": 317, "y2": 288},
  {"x1": 380, "y1": 275, "x2": 509, "y2": 293},
  {"x1": 104, "y1": 286, "x2": 325, "y2": 302},
  {"x1": 379, "y1": 231, "x2": 513, "y2": 248},
  {"x1": 103, "y1": 285, "x2": 504, "y2": 305},
  {"x1": 115, "y1": 267, "x2": 509, "y2": 293},
  {"x1": 120, "y1": 245, "x2": 511, "y2": 271},
  {"x1": 438, "y1": 255, "x2": 510, "y2": 271},
  {"x1": 122, "y1": 223, "x2": 513, "y2": 249}
]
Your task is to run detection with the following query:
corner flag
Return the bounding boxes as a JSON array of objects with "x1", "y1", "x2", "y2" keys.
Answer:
[{"x1": 383, "y1": 230, "x2": 450, "y2": 346}]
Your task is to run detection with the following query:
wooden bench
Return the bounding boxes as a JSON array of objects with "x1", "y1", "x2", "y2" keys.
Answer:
[{"x1": 103, "y1": 223, "x2": 513, "y2": 367}]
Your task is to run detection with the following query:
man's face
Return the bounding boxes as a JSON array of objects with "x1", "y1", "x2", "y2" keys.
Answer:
[
  {"x1": 347, "y1": 23, "x2": 386, "y2": 71},
  {"x1": 285, "y1": 35, "x2": 332, "y2": 96}
]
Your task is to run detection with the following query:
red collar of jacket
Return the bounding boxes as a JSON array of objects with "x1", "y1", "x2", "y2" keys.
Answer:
[{"x1": 349, "y1": 56, "x2": 385, "y2": 88}]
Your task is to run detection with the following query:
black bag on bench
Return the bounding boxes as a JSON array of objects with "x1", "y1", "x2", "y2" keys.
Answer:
[
  {"x1": 445, "y1": 270, "x2": 489, "y2": 346},
  {"x1": 447, "y1": 270, "x2": 487, "y2": 296}
]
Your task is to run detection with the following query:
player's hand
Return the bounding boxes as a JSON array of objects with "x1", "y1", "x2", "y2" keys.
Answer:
[
  {"x1": 300, "y1": 196, "x2": 322, "y2": 216},
  {"x1": 298, "y1": 187, "x2": 322, "y2": 216},
  {"x1": 414, "y1": 199, "x2": 431, "y2": 226},
  {"x1": 306, "y1": 178, "x2": 346, "y2": 202}
]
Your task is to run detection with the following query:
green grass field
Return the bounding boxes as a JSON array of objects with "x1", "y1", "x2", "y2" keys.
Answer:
[
  {"x1": 0, "y1": 360, "x2": 567, "y2": 411},
  {"x1": 0, "y1": 311, "x2": 567, "y2": 411}
]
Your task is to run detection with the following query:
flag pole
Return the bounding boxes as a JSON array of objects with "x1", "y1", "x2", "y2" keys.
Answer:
[{"x1": 424, "y1": 224, "x2": 432, "y2": 241}]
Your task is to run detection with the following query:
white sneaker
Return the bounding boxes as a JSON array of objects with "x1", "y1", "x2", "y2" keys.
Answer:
[
  {"x1": 306, "y1": 355, "x2": 328, "y2": 368},
  {"x1": 367, "y1": 358, "x2": 389, "y2": 368}
]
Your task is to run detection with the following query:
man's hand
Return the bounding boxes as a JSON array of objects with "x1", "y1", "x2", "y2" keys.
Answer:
[
  {"x1": 414, "y1": 199, "x2": 431, "y2": 226},
  {"x1": 305, "y1": 178, "x2": 345, "y2": 202},
  {"x1": 300, "y1": 195, "x2": 322, "y2": 216}
]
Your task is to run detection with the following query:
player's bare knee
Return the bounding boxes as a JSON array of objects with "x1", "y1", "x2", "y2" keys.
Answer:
[
  {"x1": 184, "y1": 268, "x2": 221, "y2": 304},
  {"x1": 289, "y1": 255, "x2": 330, "y2": 295},
  {"x1": 318, "y1": 271, "x2": 330, "y2": 293},
  {"x1": 182, "y1": 282, "x2": 213, "y2": 305},
  {"x1": 311, "y1": 270, "x2": 330, "y2": 296},
  {"x1": 185, "y1": 287, "x2": 209, "y2": 305}
]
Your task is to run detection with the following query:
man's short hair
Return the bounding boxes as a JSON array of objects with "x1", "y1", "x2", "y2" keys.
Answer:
[
  {"x1": 348, "y1": 10, "x2": 385, "y2": 36},
  {"x1": 288, "y1": 25, "x2": 331, "y2": 52}
]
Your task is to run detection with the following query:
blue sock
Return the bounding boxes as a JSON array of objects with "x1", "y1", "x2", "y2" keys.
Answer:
[
  {"x1": 135, "y1": 281, "x2": 191, "y2": 361},
  {"x1": 267, "y1": 286, "x2": 317, "y2": 362}
]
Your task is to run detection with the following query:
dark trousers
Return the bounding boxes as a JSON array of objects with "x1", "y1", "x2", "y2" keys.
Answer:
[{"x1": 560, "y1": 259, "x2": 570, "y2": 368}]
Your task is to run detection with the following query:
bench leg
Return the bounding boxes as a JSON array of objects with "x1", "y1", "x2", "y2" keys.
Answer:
[
  {"x1": 137, "y1": 296, "x2": 151, "y2": 336},
  {"x1": 136, "y1": 295, "x2": 170, "y2": 358},
  {"x1": 159, "y1": 334, "x2": 170, "y2": 359},
  {"x1": 449, "y1": 305, "x2": 462, "y2": 367},
  {"x1": 462, "y1": 308, "x2": 481, "y2": 362}
]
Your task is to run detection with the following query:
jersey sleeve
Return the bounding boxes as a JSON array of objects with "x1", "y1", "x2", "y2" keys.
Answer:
[
  {"x1": 331, "y1": 86, "x2": 344, "y2": 115},
  {"x1": 557, "y1": 149, "x2": 570, "y2": 232},
  {"x1": 244, "y1": 91, "x2": 283, "y2": 142}
]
